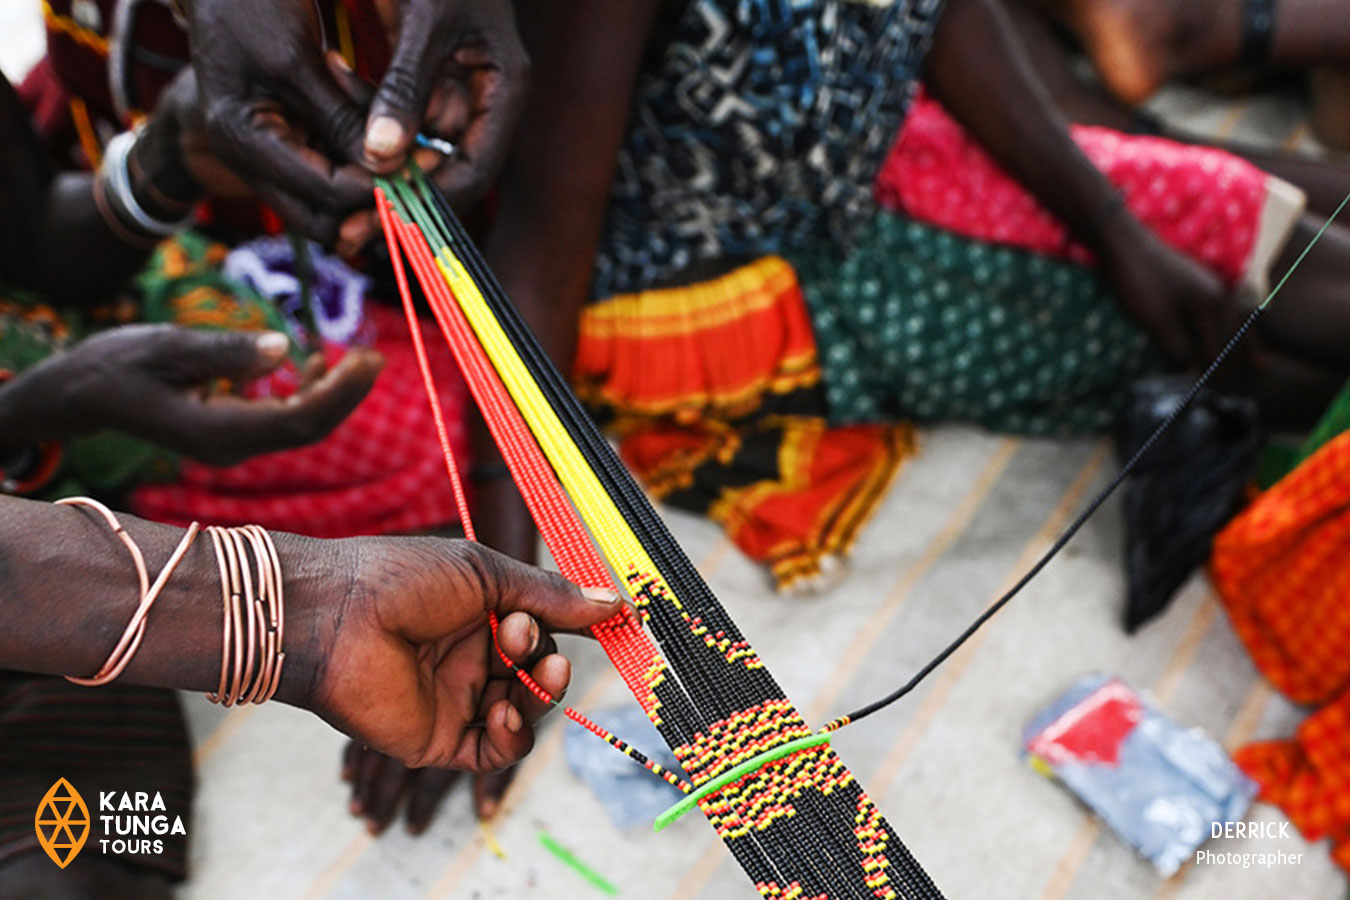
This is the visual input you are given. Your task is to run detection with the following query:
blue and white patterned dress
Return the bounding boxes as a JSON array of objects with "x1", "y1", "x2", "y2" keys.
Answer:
[{"x1": 591, "y1": 0, "x2": 946, "y2": 298}]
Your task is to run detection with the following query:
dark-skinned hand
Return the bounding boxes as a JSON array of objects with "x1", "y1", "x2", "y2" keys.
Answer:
[
  {"x1": 184, "y1": 0, "x2": 528, "y2": 243},
  {"x1": 338, "y1": 437, "x2": 541, "y2": 831},
  {"x1": 312, "y1": 537, "x2": 621, "y2": 774},
  {"x1": 0, "y1": 324, "x2": 381, "y2": 466},
  {"x1": 184, "y1": 0, "x2": 375, "y2": 240},
  {"x1": 342, "y1": 0, "x2": 529, "y2": 193},
  {"x1": 1098, "y1": 219, "x2": 1232, "y2": 368}
]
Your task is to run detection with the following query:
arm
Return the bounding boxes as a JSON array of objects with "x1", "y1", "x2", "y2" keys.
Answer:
[
  {"x1": 470, "y1": 0, "x2": 662, "y2": 561},
  {"x1": 925, "y1": 0, "x2": 1126, "y2": 252},
  {"x1": 924, "y1": 0, "x2": 1227, "y2": 364},
  {"x1": 0, "y1": 73, "x2": 200, "y2": 303},
  {"x1": 0, "y1": 495, "x2": 622, "y2": 769},
  {"x1": 0, "y1": 325, "x2": 381, "y2": 463},
  {"x1": 484, "y1": 0, "x2": 660, "y2": 364},
  {"x1": 0, "y1": 495, "x2": 334, "y2": 699}
]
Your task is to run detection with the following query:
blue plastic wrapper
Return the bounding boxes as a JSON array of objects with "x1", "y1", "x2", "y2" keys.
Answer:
[
  {"x1": 1023, "y1": 674, "x2": 1258, "y2": 875},
  {"x1": 564, "y1": 706, "x2": 689, "y2": 830}
]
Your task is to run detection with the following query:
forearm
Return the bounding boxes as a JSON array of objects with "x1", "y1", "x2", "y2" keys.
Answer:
[
  {"x1": 30, "y1": 126, "x2": 200, "y2": 302},
  {"x1": 0, "y1": 496, "x2": 345, "y2": 708},
  {"x1": 0, "y1": 74, "x2": 199, "y2": 303},
  {"x1": 925, "y1": 0, "x2": 1146, "y2": 255},
  {"x1": 484, "y1": 0, "x2": 660, "y2": 359},
  {"x1": 471, "y1": 0, "x2": 660, "y2": 561}
]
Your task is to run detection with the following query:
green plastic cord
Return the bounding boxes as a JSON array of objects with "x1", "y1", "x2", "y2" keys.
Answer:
[{"x1": 653, "y1": 733, "x2": 832, "y2": 832}]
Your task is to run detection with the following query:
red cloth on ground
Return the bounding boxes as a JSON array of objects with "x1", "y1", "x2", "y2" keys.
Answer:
[
  {"x1": 131, "y1": 303, "x2": 471, "y2": 538},
  {"x1": 878, "y1": 92, "x2": 1267, "y2": 288}
]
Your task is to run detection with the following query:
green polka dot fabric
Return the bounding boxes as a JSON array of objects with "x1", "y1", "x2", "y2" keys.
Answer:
[{"x1": 791, "y1": 214, "x2": 1162, "y2": 436}]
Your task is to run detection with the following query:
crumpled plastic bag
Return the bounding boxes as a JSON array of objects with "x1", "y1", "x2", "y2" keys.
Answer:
[
  {"x1": 1116, "y1": 375, "x2": 1262, "y2": 632},
  {"x1": 1024, "y1": 674, "x2": 1257, "y2": 875}
]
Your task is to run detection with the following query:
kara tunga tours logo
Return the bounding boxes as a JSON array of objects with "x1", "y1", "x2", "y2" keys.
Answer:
[{"x1": 35, "y1": 778, "x2": 187, "y2": 868}]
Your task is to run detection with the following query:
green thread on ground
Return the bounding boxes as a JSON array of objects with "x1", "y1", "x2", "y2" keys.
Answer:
[{"x1": 537, "y1": 831, "x2": 618, "y2": 896}]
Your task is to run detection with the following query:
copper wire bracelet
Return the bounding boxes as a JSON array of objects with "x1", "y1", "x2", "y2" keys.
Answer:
[
  {"x1": 56, "y1": 499, "x2": 285, "y2": 701},
  {"x1": 57, "y1": 496, "x2": 201, "y2": 687},
  {"x1": 205, "y1": 525, "x2": 285, "y2": 706}
]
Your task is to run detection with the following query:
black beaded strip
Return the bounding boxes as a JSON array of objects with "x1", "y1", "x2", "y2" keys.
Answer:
[{"x1": 405, "y1": 173, "x2": 944, "y2": 900}]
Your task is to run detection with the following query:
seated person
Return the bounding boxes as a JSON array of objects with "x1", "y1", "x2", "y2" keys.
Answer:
[
  {"x1": 0, "y1": 35, "x2": 617, "y2": 896},
  {"x1": 17, "y1": 0, "x2": 534, "y2": 826},
  {"x1": 336, "y1": 0, "x2": 1350, "y2": 831}
]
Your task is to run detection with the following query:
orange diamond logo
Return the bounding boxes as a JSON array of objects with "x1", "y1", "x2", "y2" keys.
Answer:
[{"x1": 34, "y1": 778, "x2": 90, "y2": 868}]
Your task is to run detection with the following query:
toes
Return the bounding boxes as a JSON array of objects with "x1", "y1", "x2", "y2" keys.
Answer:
[
  {"x1": 363, "y1": 756, "x2": 412, "y2": 834},
  {"x1": 473, "y1": 766, "x2": 518, "y2": 821},
  {"x1": 351, "y1": 750, "x2": 404, "y2": 834},
  {"x1": 341, "y1": 740, "x2": 361, "y2": 782},
  {"x1": 405, "y1": 768, "x2": 463, "y2": 835}
]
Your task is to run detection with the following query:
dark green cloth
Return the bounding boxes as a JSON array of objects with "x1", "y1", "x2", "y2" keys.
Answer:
[
  {"x1": 1257, "y1": 376, "x2": 1350, "y2": 487},
  {"x1": 794, "y1": 213, "x2": 1162, "y2": 436},
  {"x1": 1297, "y1": 377, "x2": 1350, "y2": 462}
]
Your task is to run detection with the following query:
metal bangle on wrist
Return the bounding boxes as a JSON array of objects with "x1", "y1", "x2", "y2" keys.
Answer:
[{"x1": 99, "y1": 130, "x2": 193, "y2": 240}]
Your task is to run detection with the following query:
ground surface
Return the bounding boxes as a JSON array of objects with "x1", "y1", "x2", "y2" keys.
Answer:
[{"x1": 2, "y1": 6, "x2": 1347, "y2": 899}]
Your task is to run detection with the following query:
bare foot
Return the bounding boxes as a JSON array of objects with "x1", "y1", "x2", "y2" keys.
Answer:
[{"x1": 341, "y1": 741, "x2": 518, "y2": 834}]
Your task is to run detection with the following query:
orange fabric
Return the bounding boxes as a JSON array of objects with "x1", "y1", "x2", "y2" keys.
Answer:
[
  {"x1": 1235, "y1": 703, "x2": 1350, "y2": 871},
  {"x1": 1212, "y1": 429, "x2": 1350, "y2": 871},
  {"x1": 575, "y1": 257, "x2": 822, "y2": 422},
  {"x1": 576, "y1": 256, "x2": 914, "y2": 589},
  {"x1": 707, "y1": 418, "x2": 913, "y2": 585},
  {"x1": 620, "y1": 417, "x2": 913, "y2": 587},
  {"x1": 1212, "y1": 431, "x2": 1350, "y2": 705}
]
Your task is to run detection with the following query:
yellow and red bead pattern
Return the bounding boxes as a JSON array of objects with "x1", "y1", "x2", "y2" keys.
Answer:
[{"x1": 377, "y1": 175, "x2": 944, "y2": 900}]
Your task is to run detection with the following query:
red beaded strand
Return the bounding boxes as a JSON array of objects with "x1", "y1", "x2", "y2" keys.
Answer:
[{"x1": 376, "y1": 190, "x2": 691, "y2": 794}]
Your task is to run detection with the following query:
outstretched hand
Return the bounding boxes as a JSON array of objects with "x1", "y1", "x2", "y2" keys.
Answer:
[
  {"x1": 310, "y1": 538, "x2": 622, "y2": 771},
  {"x1": 0, "y1": 324, "x2": 381, "y2": 466}
]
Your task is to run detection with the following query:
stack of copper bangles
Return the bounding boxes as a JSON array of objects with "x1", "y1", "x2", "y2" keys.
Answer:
[
  {"x1": 57, "y1": 498, "x2": 284, "y2": 704},
  {"x1": 204, "y1": 524, "x2": 286, "y2": 706}
]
